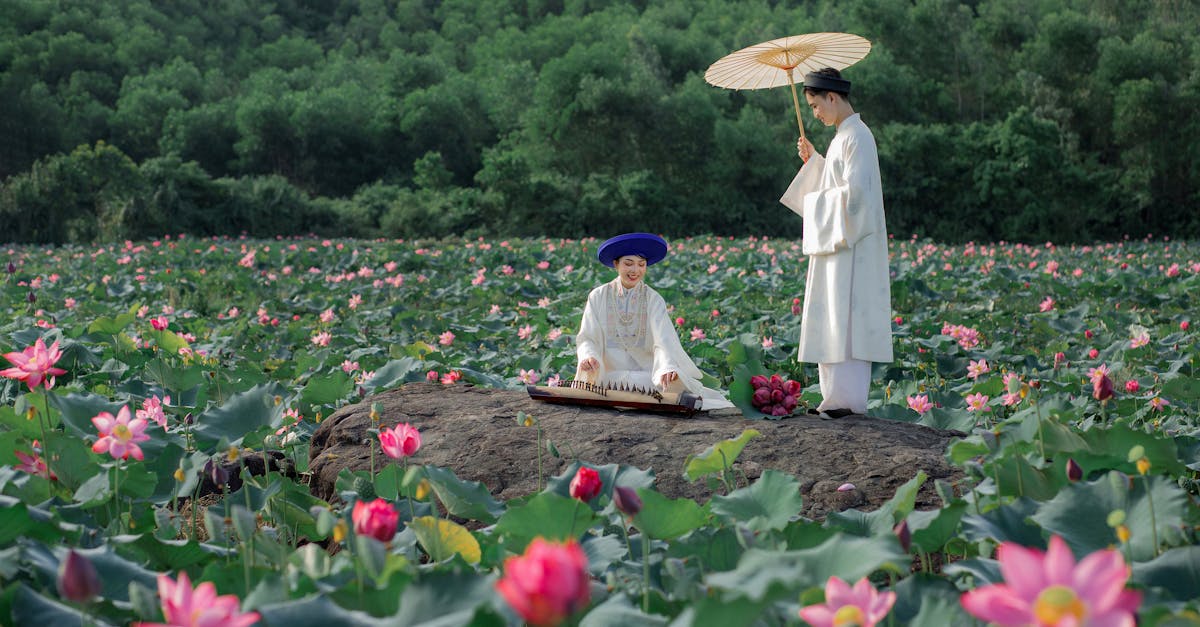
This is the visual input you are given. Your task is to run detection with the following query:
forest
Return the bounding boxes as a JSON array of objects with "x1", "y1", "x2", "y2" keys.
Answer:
[{"x1": 1, "y1": 0, "x2": 1197, "y2": 244}]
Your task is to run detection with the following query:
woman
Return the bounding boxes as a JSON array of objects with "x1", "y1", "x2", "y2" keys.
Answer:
[{"x1": 575, "y1": 233, "x2": 734, "y2": 411}]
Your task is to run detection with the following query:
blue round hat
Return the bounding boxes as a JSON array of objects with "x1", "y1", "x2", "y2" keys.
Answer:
[{"x1": 597, "y1": 233, "x2": 669, "y2": 267}]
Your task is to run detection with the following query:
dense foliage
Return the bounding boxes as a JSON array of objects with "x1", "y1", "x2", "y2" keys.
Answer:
[
  {"x1": 2, "y1": 0, "x2": 1199, "y2": 243},
  {"x1": 1, "y1": 235, "x2": 1198, "y2": 624}
]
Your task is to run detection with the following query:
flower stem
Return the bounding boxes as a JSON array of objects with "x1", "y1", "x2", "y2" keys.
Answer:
[
  {"x1": 1145, "y1": 475, "x2": 1160, "y2": 556},
  {"x1": 641, "y1": 528, "x2": 651, "y2": 613}
]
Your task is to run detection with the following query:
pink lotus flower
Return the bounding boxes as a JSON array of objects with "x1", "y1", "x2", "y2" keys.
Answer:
[
  {"x1": 319, "y1": 308, "x2": 335, "y2": 323},
  {"x1": 1124, "y1": 380, "x2": 1140, "y2": 393},
  {"x1": 690, "y1": 327, "x2": 706, "y2": 341},
  {"x1": 519, "y1": 369, "x2": 540, "y2": 385},
  {"x1": 761, "y1": 337, "x2": 775, "y2": 349},
  {"x1": 352, "y1": 498, "x2": 399, "y2": 542},
  {"x1": 426, "y1": 369, "x2": 439, "y2": 382},
  {"x1": 1087, "y1": 365, "x2": 1110, "y2": 385},
  {"x1": 379, "y1": 423, "x2": 421, "y2": 459},
  {"x1": 518, "y1": 325, "x2": 534, "y2": 340},
  {"x1": 547, "y1": 328, "x2": 563, "y2": 341},
  {"x1": 133, "y1": 570, "x2": 260, "y2": 627},
  {"x1": 1129, "y1": 333, "x2": 1149, "y2": 349},
  {"x1": 136, "y1": 395, "x2": 171, "y2": 429},
  {"x1": 92, "y1": 406, "x2": 151, "y2": 461},
  {"x1": 1149, "y1": 397, "x2": 1169, "y2": 411},
  {"x1": 1, "y1": 337, "x2": 67, "y2": 391},
  {"x1": 311, "y1": 331, "x2": 331, "y2": 347},
  {"x1": 15, "y1": 448, "x2": 56, "y2": 480},
  {"x1": 440, "y1": 370, "x2": 462, "y2": 385},
  {"x1": 341, "y1": 360, "x2": 359, "y2": 374},
  {"x1": 439, "y1": 331, "x2": 455, "y2": 346},
  {"x1": 496, "y1": 538, "x2": 591, "y2": 627},
  {"x1": 675, "y1": 316, "x2": 684, "y2": 326},
  {"x1": 1039, "y1": 297, "x2": 1055, "y2": 312},
  {"x1": 967, "y1": 359, "x2": 990, "y2": 380},
  {"x1": 798, "y1": 575, "x2": 896, "y2": 627},
  {"x1": 907, "y1": 394, "x2": 933, "y2": 415},
  {"x1": 966, "y1": 393, "x2": 991, "y2": 412},
  {"x1": 150, "y1": 316, "x2": 169, "y2": 331},
  {"x1": 960, "y1": 535, "x2": 1141, "y2": 627},
  {"x1": 1182, "y1": 321, "x2": 1190, "y2": 331},
  {"x1": 1088, "y1": 348, "x2": 1100, "y2": 359},
  {"x1": 546, "y1": 374, "x2": 562, "y2": 387}
]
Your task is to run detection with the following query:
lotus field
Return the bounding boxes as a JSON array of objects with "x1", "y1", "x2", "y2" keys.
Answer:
[{"x1": 2, "y1": 234, "x2": 1199, "y2": 626}]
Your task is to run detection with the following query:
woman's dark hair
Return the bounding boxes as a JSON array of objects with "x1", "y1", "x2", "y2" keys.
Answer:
[{"x1": 802, "y1": 67, "x2": 852, "y2": 104}]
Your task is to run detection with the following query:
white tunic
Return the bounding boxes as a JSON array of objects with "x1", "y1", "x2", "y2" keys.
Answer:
[
  {"x1": 779, "y1": 113, "x2": 893, "y2": 364},
  {"x1": 574, "y1": 279, "x2": 734, "y2": 410}
]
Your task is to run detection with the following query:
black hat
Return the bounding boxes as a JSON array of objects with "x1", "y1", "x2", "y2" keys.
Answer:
[{"x1": 803, "y1": 72, "x2": 851, "y2": 95}]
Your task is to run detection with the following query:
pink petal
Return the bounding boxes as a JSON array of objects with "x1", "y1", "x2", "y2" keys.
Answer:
[
  {"x1": 1072, "y1": 549, "x2": 1130, "y2": 611},
  {"x1": 797, "y1": 604, "x2": 834, "y2": 627},
  {"x1": 960, "y1": 585, "x2": 1033, "y2": 626},
  {"x1": 867, "y1": 590, "x2": 897, "y2": 621},
  {"x1": 823, "y1": 576, "x2": 854, "y2": 607},
  {"x1": 1043, "y1": 535, "x2": 1078, "y2": 586},
  {"x1": 92, "y1": 438, "x2": 111, "y2": 454},
  {"x1": 1084, "y1": 610, "x2": 1138, "y2": 627},
  {"x1": 108, "y1": 441, "x2": 128, "y2": 460},
  {"x1": 996, "y1": 542, "x2": 1049, "y2": 601}
]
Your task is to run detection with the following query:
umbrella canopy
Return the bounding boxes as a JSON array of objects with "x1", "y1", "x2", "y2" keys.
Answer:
[{"x1": 705, "y1": 32, "x2": 871, "y2": 138}]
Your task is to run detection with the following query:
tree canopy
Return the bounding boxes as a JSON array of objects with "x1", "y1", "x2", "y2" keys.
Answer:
[{"x1": 1, "y1": 0, "x2": 1197, "y2": 243}]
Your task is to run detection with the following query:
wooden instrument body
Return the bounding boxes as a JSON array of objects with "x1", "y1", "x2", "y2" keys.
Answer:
[{"x1": 526, "y1": 380, "x2": 699, "y2": 414}]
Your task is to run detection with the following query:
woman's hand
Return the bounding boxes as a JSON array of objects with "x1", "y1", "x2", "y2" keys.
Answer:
[
  {"x1": 579, "y1": 357, "x2": 600, "y2": 372},
  {"x1": 659, "y1": 371, "x2": 678, "y2": 387}
]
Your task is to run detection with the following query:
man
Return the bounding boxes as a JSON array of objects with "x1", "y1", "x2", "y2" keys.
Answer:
[{"x1": 779, "y1": 68, "x2": 893, "y2": 419}]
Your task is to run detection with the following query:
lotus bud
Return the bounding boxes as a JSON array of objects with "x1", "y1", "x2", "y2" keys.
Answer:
[
  {"x1": 204, "y1": 459, "x2": 228, "y2": 488},
  {"x1": 1066, "y1": 458, "x2": 1083, "y2": 482},
  {"x1": 893, "y1": 520, "x2": 911, "y2": 552},
  {"x1": 6, "y1": 261, "x2": 15, "y2": 274},
  {"x1": 57, "y1": 550, "x2": 101, "y2": 603},
  {"x1": 750, "y1": 375, "x2": 768, "y2": 389},
  {"x1": 752, "y1": 387, "x2": 771, "y2": 406},
  {"x1": 613, "y1": 486, "x2": 642, "y2": 517},
  {"x1": 1092, "y1": 374, "x2": 1114, "y2": 401},
  {"x1": 27, "y1": 291, "x2": 36, "y2": 303}
]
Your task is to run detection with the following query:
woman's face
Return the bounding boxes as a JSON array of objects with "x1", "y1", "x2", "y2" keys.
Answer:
[{"x1": 614, "y1": 255, "x2": 647, "y2": 288}]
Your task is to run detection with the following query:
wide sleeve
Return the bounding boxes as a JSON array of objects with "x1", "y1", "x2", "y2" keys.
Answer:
[
  {"x1": 646, "y1": 291, "x2": 703, "y2": 388},
  {"x1": 801, "y1": 132, "x2": 881, "y2": 255},
  {"x1": 779, "y1": 154, "x2": 825, "y2": 216},
  {"x1": 574, "y1": 288, "x2": 606, "y2": 383}
]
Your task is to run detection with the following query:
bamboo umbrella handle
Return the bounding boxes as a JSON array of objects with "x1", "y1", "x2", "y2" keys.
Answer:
[{"x1": 787, "y1": 68, "x2": 807, "y2": 142}]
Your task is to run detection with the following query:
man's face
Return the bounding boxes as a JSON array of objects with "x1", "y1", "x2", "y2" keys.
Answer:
[
  {"x1": 805, "y1": 91, "x2": 839, "y2": 126},
  {"x1": 614, "y1": 255, "x2": 647, "y2": 287}
]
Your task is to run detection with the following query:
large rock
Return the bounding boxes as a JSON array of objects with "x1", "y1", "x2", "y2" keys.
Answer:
[{"x1": 308, "y1": 382, "x2": 962, "y2": 519}]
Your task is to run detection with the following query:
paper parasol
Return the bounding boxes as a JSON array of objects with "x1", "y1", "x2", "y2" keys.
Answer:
[{"x1": 704, "y1": 32, "x2": 871, "y2": 139}]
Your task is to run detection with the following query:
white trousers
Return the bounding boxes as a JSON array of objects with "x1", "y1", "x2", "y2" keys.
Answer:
[{"x1": 817, "y1": 359, "x2": 871, "y2": 413}]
